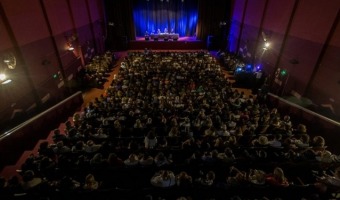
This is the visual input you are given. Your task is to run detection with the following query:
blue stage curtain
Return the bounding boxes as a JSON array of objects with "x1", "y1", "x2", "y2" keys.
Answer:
[{"x1": 133, "y1": 0, "x2": 198, "y2": 37}]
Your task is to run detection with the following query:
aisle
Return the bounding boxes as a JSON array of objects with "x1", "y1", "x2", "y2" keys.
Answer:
[{"x1": 81, "y1": 51, "x2": 127, "y2": 108}]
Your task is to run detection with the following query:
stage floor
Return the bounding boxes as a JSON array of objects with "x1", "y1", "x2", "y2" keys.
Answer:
[{"x1": 130, "y1": 36, "x2": 205, "y2": 50}]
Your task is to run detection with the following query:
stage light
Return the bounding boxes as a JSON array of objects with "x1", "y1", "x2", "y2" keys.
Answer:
[
  {"x1": 235, "y1": 67, "x2": 243, "y2": 73},
  {"x1": 280, "y1": 69, "x2": 288, "y2": 76},
  {"x1": 256, "y1": 65, "x2": 262, "y2": 71}
]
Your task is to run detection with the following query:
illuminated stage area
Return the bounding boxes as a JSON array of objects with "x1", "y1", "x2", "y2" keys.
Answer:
[{"x1": 130, "y1": 36, "x2": 205, "y2": 50}]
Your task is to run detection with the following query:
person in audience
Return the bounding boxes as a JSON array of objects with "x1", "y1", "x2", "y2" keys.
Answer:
[
  {"x1": 248, "y1": 168, "x2": 266, "y2": 185},
  {"x1": 144, "y1": 130, "x2": 158, "y2": 149},
  {"x1": 268, "y1": 134, "x2": 282, "y2": 148},
  {"x1": 216, "y1": 123, "x2": 230, "y2": 137},
  {"x1": 314, "y1": 166, "x2": 340, "y2": 194},
  {"x1": 52, "y1": 128, "x2": 67, "y2": 143},
  {"x1": 64, "y1": 120, "x2": 75, "y2": 135},
  {"x1": 294, "y1": 123, "x2": 307, "y2": 135},
  {"x1": 311, "y1": 135, "x2": 327, "y2": 153},
  {"x1": 252, "y1": 135, "x2": 270, "y2": 148},
  {"x1": 107, "y1": 153, "x2": 124, "y2": 167},
  {"x1": 0, "y1": 176, "x2": 8, "y2": 193},
  {"x1": 53, "y1": 141, "x2": 71, "y2": 154},
  {"x1": 124, "y1": 153, "x2": 139, "y2": 166},
  {"x1": 150, "y1": 170, "x2": 176, "y2": 188},
  {"x1": 83, "y1": 174, "x2": 99, "y2": 190},
  {"x1": 134, "y1": 118, "x2": 146, "y2": 136},
  {"x1": 90, "y1": 153, "x2": 107, "y2": 168},
  {"x1": 154, "y1": 152, "x2": 172, "y2": 167},
  {"x1": 71, "y1": 140, "x2": 87, "y2": 153},
  {"x1": 84, "y1": 140, "x2": 102, "y2": 153},
  {"x1": 217, "y1": 147, "x2": 235, "y2": 163},
  {"x1": 38, "y1": 141, "x2": 56, "y2": 160},
  {"x1": 227, "y1": 166, "x2": 247, "y2": 186},
  {"x1": 72, "y1": 112, "x2": 82, "y2": 128},
  {"x1": 139, "y1": 152, "x2": 154, "y2": 166},
  {"x1": 168, "y1": 126, "x2": 180, "y2": 137},
  {"x1": 20, "y1": 170, "x2": 43, "y2": 190},
  {"x1": 294, "y1": 134, "x2": 310, "y2": 148},
  {"x1": 265, "y1": 167, "x2": 289, "y2": 187},
  {"x1": 92, "y1": 126, "x2": 108, "y2": 139},
  {"x1": 7, "y1": 176, "x2": 22, "y2": 194},
  {"x1": 57, "y1": 176, "x2": 80, "y2": 191},
  {"x1": 157, "y1": 136, "x2": 168, "y2": 149},
  {"x1": 197, "y1": 171, "x2": 216, "y2": 186},
  {"x1": 176, "y1": 171, "x2": 193, "y2": 188},
  {"x1": 281, "y1": 115, "x2": 292, "y2": 127}
]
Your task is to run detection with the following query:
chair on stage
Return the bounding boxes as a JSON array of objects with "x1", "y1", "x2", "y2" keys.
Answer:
[{"x1": 145, "y1": 31, "x2": 150, "y2": 41}]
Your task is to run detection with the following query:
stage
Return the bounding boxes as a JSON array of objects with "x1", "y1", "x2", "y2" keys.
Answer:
[{"x1": 128, "y1": 36, "x2": 206, "y2": 50}]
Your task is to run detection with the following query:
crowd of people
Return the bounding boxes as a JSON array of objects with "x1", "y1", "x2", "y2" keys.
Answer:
[
  {"x1": 78, "y1": 51, "x2": 117, "y2": 89},
  {"x1": 1, "y1": 50, "x2": 340, "y2": 199}
]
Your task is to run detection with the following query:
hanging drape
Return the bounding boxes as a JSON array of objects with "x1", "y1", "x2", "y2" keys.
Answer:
[{"x1": 132, "y1": 0, "x2": 198, "y2": 37}]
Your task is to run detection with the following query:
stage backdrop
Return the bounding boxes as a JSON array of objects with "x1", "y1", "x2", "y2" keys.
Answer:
[{"x1": 133, "y1": 0, "x2": 198, "y2": 37}]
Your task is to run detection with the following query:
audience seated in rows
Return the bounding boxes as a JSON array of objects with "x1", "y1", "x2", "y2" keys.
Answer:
[{"x1": 3, "y1": 50, "x2": 340, "y2": 200}]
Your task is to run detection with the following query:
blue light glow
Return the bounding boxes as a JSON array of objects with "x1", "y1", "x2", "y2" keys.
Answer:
[{"x1": 133, "y1": 0, "x2": 198, "y2": 37}]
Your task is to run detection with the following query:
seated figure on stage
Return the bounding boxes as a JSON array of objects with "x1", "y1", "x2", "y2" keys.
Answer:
[
  {"x1": 170, "y1": 28, "x2": 175, "y2": 34},
  {"x1": 145, "y1": 31, "x2": 150, "y2": 40},
  {"x1": 164, "y1": 28, "x2": 168, "y2": 34},
  {"x1": 157, "y1": 29, "x2": 161, "y2": 34}
]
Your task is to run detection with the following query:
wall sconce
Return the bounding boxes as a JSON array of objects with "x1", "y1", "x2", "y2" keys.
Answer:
[
  {"x1": 263, "y1": 42, "x2": 270, "y2": 50},
  {"x1": 0, "y1": 52, "x2": 16, "y2": 84},
  {"x1": 0, "y1": 71, "x2": 12, "y2": 84},
  {"x1": 3, "y1": 52, "x2": 16, "y2": 69},
  {"x1": 68, "y1": 43, "x2": 75, "y2": 51},
  {"x1": 0, "y1": 73, "x2": 6, "y2": 81}
]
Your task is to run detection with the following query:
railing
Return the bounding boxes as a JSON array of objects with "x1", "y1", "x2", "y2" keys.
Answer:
[
  {"x1": 267, "y1": 92, "x2": 340, "y2": 153},
  {"x1": 0, "y1": 91, "x2": 83, "y2": 169}
]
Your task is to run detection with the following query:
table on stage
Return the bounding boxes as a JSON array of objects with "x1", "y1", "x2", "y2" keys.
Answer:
[{"x1": 148, "y1": 33, "x2": 179, "y2": 41}]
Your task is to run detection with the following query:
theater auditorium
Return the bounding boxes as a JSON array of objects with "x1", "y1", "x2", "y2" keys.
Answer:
[{"x1": 0, "y1": 0, "x2": 340, "y2": 199}]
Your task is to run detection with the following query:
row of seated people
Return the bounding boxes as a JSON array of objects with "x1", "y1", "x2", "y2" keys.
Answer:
[
  {"x1": 216, "y1": 50, "x2": 246, "y2": 72},
  {"x1": 2, "y1": 50, "x2": 340, "y2": 199},
  {"x1": 2, "y1": 159, "x2": 340, "y2": 199}
]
